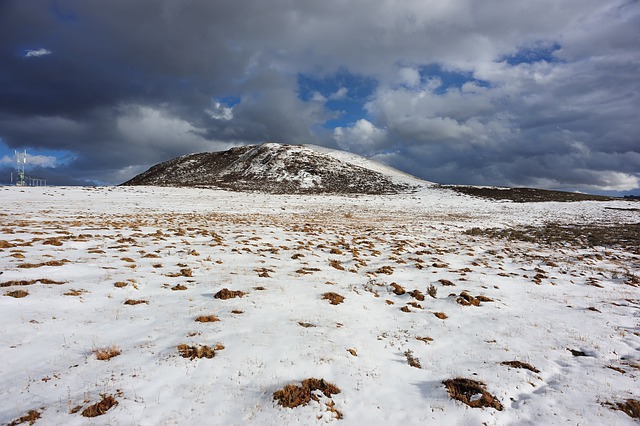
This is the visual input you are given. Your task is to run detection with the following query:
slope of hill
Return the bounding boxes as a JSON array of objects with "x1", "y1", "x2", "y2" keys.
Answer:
[{"x1": 122, "y1": 143, "x2": 427, "y2": 194}]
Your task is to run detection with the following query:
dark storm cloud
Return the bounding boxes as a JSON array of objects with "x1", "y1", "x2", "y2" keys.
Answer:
[{"x1": 0, "y1": 0, "x2": 638, "y2": 192}]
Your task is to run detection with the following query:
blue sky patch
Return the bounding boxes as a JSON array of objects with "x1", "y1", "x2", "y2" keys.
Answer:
[
  {"x1": 297, "y1": 70, "x2": 377, "y2": 128},
  {"x1": 501, "y1": 42, "x2": 562, "y2": 65},
  {"x1": 417, "y1": 64, "x2": 491, "y2": 94}
]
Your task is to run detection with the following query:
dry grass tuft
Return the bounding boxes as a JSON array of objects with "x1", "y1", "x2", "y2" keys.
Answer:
[
  {"x1": 113, "y1": 281, "x2": 128, "y2": 288},
  {"x1": 410, "y1": 289, "x2": 425, "y2": 301},
  {"x1": 404, "y1": 350, "x2": 421, "y2": 368},
  {"x1": 433, "y1": 312, "x2": 448, "y2": 320},
  {"x1": 501, "y1": 360, "x2": 540, "y2": 373},
  {"x1": 1, "y1": 278, "x2": 65, "y2": 287},
  {"x1": 347, "y1": 348, "x2": 357, "y2": 356},
  {"x1": 64, "y1": 289, "x2": 87, "y2": 296},
  {"x1": 93, "y1": 345, "x2": 121, "y2": 361},
  {"x1": 43, "y1": 238, "x2": 63, "y2": 246},
  {"x1": 390, "y1": 282, "x2": 405, "y2": 295},
  {"x1": 296, "y1": 267, "x2": 321, "y2": 275},
  {"x1": 214, "y1": 288, "x2": 245, "y2": 299},
  {"x1": 298, "y1": 322, "x2": 315, "y2": 328},
  {"x1": 439, "y1": 279, "x2": 456, "y2": 286},
  {"x1": 0, "y1": 240, "x2": 16, "y2": 249},
  {"x1": 416, "y1": 336, "x2": 433, "y2": 344},
  {"x1": 400, "y1": 306, "x2": 411, "y2": 313},
  {"x1": 177, "y1": 344, "x2": 216, "y2": 359},
  {"x1": 273, "y1": 378, "x2": 341, "y2": 408},
  {"x1": 329, "y1": 259, "x2": 345, "y2": 270},
  {"x1": 427, "y1": 285, "x2": 438, "y2": 298},
  {"x1": 376, "y1": 265, "x2": 394, "y2": 275},
  {"x1": 18, "y1": 259, "x2": 69, "y2": 268},
  {"x1": 81, "y1": 394, "x2": 118, "y2": 417},
  {"x1": 606, "y1": 399, "x2": 640, "y2": 419},
  {"x1": 456, "y1": 291, "x2": 481, "y2": 306},
  {"x1": 231, "y1": 309, "x2": 244, "y2": 314},
  {"x1": 171, "y1": 284, "x2": 187, "y2": 291},
  {"x1": 195, "y1": 315, "x2": 220, "y2": 323},
  {"x1": 322, "y1": 292, "x2": 344, "y2": 305},
  {"x1": 5, "y1": 289, "x2": 28, "y2": 298},
  {"x1": 124, "y1": 299, "x2": 148, "y2": 305},
  {"x1": 7, "y1": 409, "x2": 40, "y2": 426},
  {"x1": 443, "y1": 378, "x2": 503, "y2": 411}
]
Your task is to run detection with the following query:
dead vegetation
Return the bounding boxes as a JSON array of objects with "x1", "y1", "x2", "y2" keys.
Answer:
[
  {"x1": 443, "y1": 377, "x2": 503, "y2": 411},
  {"x1": 7, "y1": 409, "x2": 41, "y2": 426},
  {"x1": 177, "y1": 344, "x2": 217, "y2": 359},
  {"x1": 465, "y1": 223, "x2": 640, "y2": 252},
  {"x1": 171, "y1": 284, "x2": 187, "y2": 291},
  {"x1": 404, "y1": 349, "x2": 421, "y2": 368},
  {"x1": 390, "y1": 282, "x2": 405, "y2": 295},
  {"x1": 18, "y1": 259, "x2": 69, "y2": 268},
  {"x1": 5, "y1": 289, "x2": 28, "y2": 298},
  {"x1": 0, "y1": 278, "x2": 65, "y2": 287},
  {"x1": 433, "y1": 312, "x2": 448, "y2": 320},
  {"x1": 123, "y1": 299, "x2": 148, "y2": 305},
  {"x1": 195, "y1": 315, "x2": 220, "y2": 323},
  {"x1": 81, "y1": 394, "x2": 118, "y2": 417},
  {"x1": 501, "y1": 360, "x2": 540, "y2": 373},
  {"x1": 605, "y1": 399, "x2": 640, "y2": 419},
  {"x1": 273, "y1": 378, "x2": 341, "y2": 408},
  {"x1": 64, "y1": 288, "x2": 87, "y2": 296},
  {"x1": 322, "y1": 292, "x2": 345, "y2": 305},
  {"x1": 93, "y1": 345, "x2": 121, "y2": 361},
  {"x1": 214, "y1": 288, "x2": 246, "y2": 299},
  {"x1": 455, "y1": 291, "x2": 493, "y2": 306}
]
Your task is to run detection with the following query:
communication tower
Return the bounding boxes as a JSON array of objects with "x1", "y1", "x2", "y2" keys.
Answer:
[{"x1": 15, "y1": 150, "x2": 26, "y2": 186}]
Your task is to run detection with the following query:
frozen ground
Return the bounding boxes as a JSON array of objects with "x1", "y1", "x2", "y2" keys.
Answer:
[{"x1": 1, "y1": 185, "x2": 639, "y2": 425}]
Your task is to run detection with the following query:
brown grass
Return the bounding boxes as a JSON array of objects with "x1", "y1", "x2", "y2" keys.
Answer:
[
  {"x1": 404, "y1": 350, "x2": 421, "y2": 368},
  {"x1": 298, "y1": 322, "x2": 315, "y2": 328},
  {"x1": 214, "y1": 288, "x2": 245, "y2": 299},
  {"x1": 42, "y1": 238, "x2": 63, "y2": 246},
  {"x1": 439, "y1": 279, "x2": 456, "y2": 286},
  {"x1": 427, "y1": 285, "x2": 437, "y2": 298},
  {"x1": 93, "y1": 345, "x2": 121, "y2": 361},
  {"x1": 64, "y1": 289, "x2": 87, "y2": 296},
  {"x1": 501, "y1": 360, "x2": 540, "y2": 373},
  {"x1": 177, "y1": 344, "x2": 216, "y2": 359},
  {"x1": 7, "y1": 409, "x2": 40, "y2": 426},
  {"x1": 456, "y1": 291, "x2": 480, "y2": 306},
  {"x1": 376, "y1": 265, "x2": 394, "y2": 275},
  {"x1": 416, "y1": 336, "x2": 433, "y2": 344},
  {"x1": 443, "y1": 378, "x2": 503, "y2": 411},
  {"x1": 296, "y1": 267, "x2": 321, "y2": 275},
  {"x1": 124, "y1": 299, "x2": 148, "y2": 305},
  {"x1": 166, "y1": 268, "x2": 193, "y2": 277},
  {"x1": 400, "y1": 306, "x2": 411, "y2": 313},
  {"x1": 171, "y1": 284, "x2": 187, "y2": 291},
  {"x1": 18, "y1": 259, "x2": 69, "y2": 268},
  {"x1": 433, "y1": 312, "x2": 448, "y2": 320},
  {"x1": 390, "y1": 282, "x2": 405, "y2": 295},
  {"x1": 81, "y1": 394, "x2": 118, "y2": 417},
  {"x1": 195, "y1": 315, "x2": 220, "y2": 323},
  {"x1": 273, "y1": 378, "x2": 341, "y2": 408},
  {"x1": 410, "y1": 289, "x2": 425, "y2": 301},
  {"x1": 347, "y1": 348, "x2": 357, "y2": 356},
  {"x1": 606, "y1": 399, "x2": 640, "y2": 419},
  {"x1": 329, "y1": 259, "x2": 345, "y2": 270},
  {"x1": 5, "y1": 290, "x2": 28, "y2": 298},
  {"x1": 0, "y1": 240, "x2": 16, "y2": 249},
  {"x1": 322, "y1": 292, "x2": 344, "y2": 305},
  {"x1": 113, "y1": 281, "x2": 128, "y2": 288}
]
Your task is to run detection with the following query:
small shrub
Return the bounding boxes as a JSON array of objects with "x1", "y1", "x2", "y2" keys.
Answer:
[
  {"x1": 81, "y1": 394, "x2": 118, "y2": 417},
  {"x1": 443, "y1": 378, "x2": 503, "y2": 411},
  {"x1": 427, "y1": 285, "x2": 437, "y2": 298},
  {"x1": 93, "y1": 345, "x2": 121, "y2": 361},
  {"x1": 214, "y1": 288, "x2": 245, "y2": 299},
  {"x1": 322, "y1": 292, "x2": 344, "y2": 305}
]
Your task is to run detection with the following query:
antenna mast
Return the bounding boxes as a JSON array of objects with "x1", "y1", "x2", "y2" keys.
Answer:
[{"x1": 15, "y1": 150, "x2": 26, "y2": 186}]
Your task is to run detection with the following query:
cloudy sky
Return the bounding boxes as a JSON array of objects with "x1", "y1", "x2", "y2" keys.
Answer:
[{"x1": 1, "y1": 0, "x2": 638, "y2": 194}]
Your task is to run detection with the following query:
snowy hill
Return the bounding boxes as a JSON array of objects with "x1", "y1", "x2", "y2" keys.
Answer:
[{"x1": 122, "y1": 143, "x2": 427, "y2": 194}]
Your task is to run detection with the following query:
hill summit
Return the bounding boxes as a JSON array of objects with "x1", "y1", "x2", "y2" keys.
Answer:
[{"x1": 122, "y1": 143, "x2": 426, "y2": 194}]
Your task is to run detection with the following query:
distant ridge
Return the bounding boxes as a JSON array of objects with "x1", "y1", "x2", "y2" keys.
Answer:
[{"x1": 122, "y1": 143, "x2": 427, "y2": 194}]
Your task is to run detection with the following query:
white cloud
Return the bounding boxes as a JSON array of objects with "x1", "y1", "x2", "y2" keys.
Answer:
[
  {"x1": 329, "y1": 87, "x2": 348, "y2": 100},
  {"x1": 207, "y1": 102, "x2": 234, "y2": 121},
  {"x1": 24, "y1": 48, "x2": 52, "y2": 58},
  {"x1": 334, "y1": 119, "x2": 388, "y2": 154},
  {"x1": 1, "y1": 153, "x2": 57, "y2": 168},
  {"x1": 398, "y1": 67, "x2": 420, "y2": 87}
]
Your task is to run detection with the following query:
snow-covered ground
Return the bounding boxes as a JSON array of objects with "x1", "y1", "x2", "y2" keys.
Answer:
[{"x1": 1, "y1": 185, "x2": 638, "y2": 425}]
